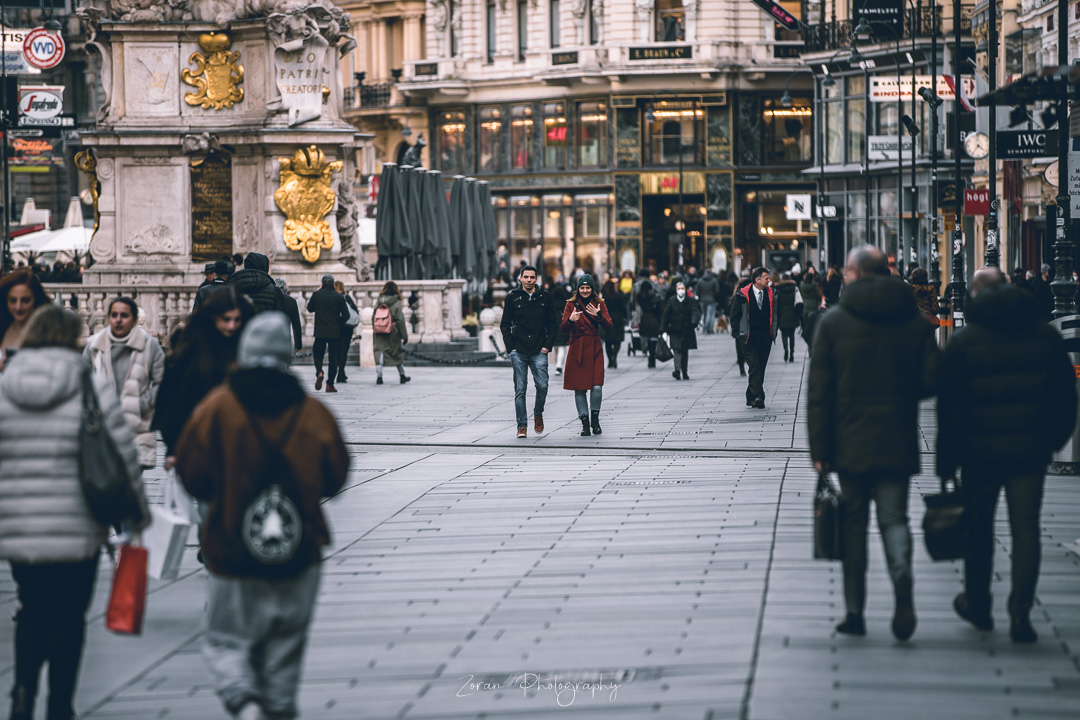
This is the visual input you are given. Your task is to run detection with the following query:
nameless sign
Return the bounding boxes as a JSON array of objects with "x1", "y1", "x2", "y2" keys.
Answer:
[
  {"x1": 817, "y1": 205, "x2": 838, "y2": 218},
  {"x1": 748, "y1": 0, "x2": 801, "y2": 31},
  {"x1": 552, "y1": 51, "x2": 578, "y2": 66},
  {"x1": 414, "y1": 62, "x2": 438, "y2": 77},
  {"x1": 629, "y1": 46, "x2": 692, "y2": 61},
  {"x1": 996, "y1": 130, "x2": 1058, "y2": 159},
  {"x1": 786, "y1": 194, "x2": 812, "y2": 220},
  {"x1": 963, "y1": 188, "x2": 989, "y2": 215}
]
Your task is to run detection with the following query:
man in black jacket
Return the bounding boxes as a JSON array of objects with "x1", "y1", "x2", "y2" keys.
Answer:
[
  {"x1": 808, "y1": 245, "x2": 939, "y2": 642},
  {"x1": 275, "y1": 277, "x2": 304, "y2": 354},
  {"x1": 229, "y1": 252, "x2": 286, "y2": 315},
  {"x1": 938, "y1": 267, "x2": 1078, "y2": 643},
  {"x1": 500, "y1": 265, "x2": 557, "y2": 438},
  {"x1": 731, "y1": 267, "x2": 779, "y2": 408},
  {"x1": 193, "y1": 260, "x2": 230, "y2": 310},
  {"x1": 305, "y1": 274, "x2": 348, "y2": 393}
]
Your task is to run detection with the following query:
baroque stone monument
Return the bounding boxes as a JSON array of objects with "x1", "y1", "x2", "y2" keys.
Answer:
[{"x1": 76, "y1": 0, "x2": 370, "y2": 287}]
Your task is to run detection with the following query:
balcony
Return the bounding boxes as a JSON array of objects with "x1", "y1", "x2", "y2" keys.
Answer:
[
  {"x1": 802, "y1": 7, "x2": 974, "y2": 54},
  {"x1": 343, "y1": 82, "x2": 395, "y2": 111}
]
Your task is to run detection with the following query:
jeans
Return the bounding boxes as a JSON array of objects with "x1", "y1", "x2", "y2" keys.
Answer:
[
  {"x1": 312, "y1": 338, "x2": 340, "y2": 385},
  {"x1": 837, "y1": 472, "x2": 913, "y2": 614},
  {"x1": 10, "y1": 556, "x2": 98, "y2": 720},
  {"x1": 574, "y1": 386, "x2": 603, "y2": 417},
  {"x1": 702, "y1": 302, "x2": 716, "y2": 333},
  {"x1": 204, "y1": 564, "x2": 322, "y2": 719},
  {"x1": 961, "y1": 470, "x2": 1045, "y2": 617},
  {"x1": 375, "y1": 351, "x2": 406, "y2": 379},
  {"x1": 510, "y1": 351, "x2": 549, "y2": 427},
  {"x1": 744, "y1": 338, "x2": 771, "y2": 403}
]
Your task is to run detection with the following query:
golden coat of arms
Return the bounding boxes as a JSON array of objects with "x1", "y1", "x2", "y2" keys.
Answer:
[
  {"x1": 182, "y1": 33, "x2": 244, "y2": 110},
  {"x1": 274, "y1": 145, "x2": 343, "y2": 263}
]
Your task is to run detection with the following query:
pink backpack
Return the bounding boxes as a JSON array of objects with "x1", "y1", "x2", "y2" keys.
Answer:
[{"x1": 373, "y1": 304, "x2": 393, "y2": 334}]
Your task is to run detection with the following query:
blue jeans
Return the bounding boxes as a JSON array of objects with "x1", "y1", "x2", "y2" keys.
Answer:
[
  {"x1": 510, "y1": 351, "x2": 548, "y2": 427},
  {"x1": 837, "y1": 472, "x2": 913, "y2": 614}
]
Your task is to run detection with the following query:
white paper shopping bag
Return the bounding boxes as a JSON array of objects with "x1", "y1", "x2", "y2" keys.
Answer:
[{"x1": 144, "y1": 505, "x2": 190, "y2": 580}]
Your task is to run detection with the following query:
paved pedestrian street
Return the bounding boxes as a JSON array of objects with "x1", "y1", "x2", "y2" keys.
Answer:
[{"x1": 2, "y1": 334, "x2": 1079, "y2": 720}]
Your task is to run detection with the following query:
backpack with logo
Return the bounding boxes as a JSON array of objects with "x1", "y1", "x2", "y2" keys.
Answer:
[
  {"x1": 373, "y1": 303, "x2": 393, "y2": 335},
  {"x1": 227, "y1": 404, "x2": 308, "y2": 579}
]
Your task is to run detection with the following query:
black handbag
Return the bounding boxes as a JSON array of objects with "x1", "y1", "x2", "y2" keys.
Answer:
[
  {"x1": 79, "y1": 366, "x2": 141, "y2": 531},
  {"x1": 813, "y1": 472, "x2": 843, "y2": 560},
  {"x1": 922, "y1": 478, "x2": 966, "y2": 561},
  {"x1": 655, "y1": 336, "x2": 674, "y2": 363}
]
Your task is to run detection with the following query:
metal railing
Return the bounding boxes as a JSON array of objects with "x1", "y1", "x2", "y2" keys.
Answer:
[
  {"x1": 802, "y1": 7, "x2": 976, "y2": 53},
  {"x1": 344, "y1": 82, "x2": 394, "y2": 110}
]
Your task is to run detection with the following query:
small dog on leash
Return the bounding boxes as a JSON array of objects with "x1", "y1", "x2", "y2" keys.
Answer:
[{"x1": 715, "y1": 315, "x2": 729, "y2": 334}]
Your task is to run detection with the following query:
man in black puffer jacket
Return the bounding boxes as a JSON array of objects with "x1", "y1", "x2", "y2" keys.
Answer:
[
  {"x1": 229, "y1": 252, "x2": 286, "y2": 315},
  {"x1": 808, "y1": 245, "x2": 939, "y2": 642},
  {"x1": 500, "y1": 266, "x2": 558, "y2": 438},
  {"x1": 937, "y1": 267, "x2": 1078, "y2": 644}
]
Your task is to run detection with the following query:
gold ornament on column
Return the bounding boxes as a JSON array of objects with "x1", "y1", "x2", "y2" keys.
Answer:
[
  {"x1": 73, "y1": 149, "x2": 100, "y2": 237},
  {"x1": 182, "y1": 33, "x2": 244, "y2": 110},
  {"x1": 275, "y1": 145, "x2": 343, "y2": 263}
]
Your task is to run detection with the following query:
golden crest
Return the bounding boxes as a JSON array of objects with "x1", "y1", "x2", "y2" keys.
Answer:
[
  {"x1": 274, "y1": 145, "x2": 344, "y2": 263},
  {"x1": 73, "y1": 149, "x2": 100, "y2": 238},
  {"x1": 182, "y1": 33, "x2": 244, "y2": 110}
]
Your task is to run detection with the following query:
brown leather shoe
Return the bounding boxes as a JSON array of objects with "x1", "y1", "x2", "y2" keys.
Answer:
[
  {"x1": 326, "y1": 384, "x2": 337, "y2": 393},
  {"x1": 516, "y1": 427, "x2": 527, "y2": 439},
  {"x1": 534, "y1": 414, "x2": 544, "y2": 434}
]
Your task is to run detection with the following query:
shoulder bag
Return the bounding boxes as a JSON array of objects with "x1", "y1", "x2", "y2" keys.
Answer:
[
  {"x1": 79, "y1": 366, "x2": 142, "y2": 531},
  {"x1": 922, "y1": 478, "x2": 966, "y2": 561}
]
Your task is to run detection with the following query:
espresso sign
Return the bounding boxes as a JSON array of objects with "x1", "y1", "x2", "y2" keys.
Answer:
[
  {"x1": 191, "y1": 155, "x2": 233, "y2": 261},
  {"x1": 552, "y1": 51, "x2": 579, "y2": 66},
  {"x1": 414, "y1": 62, "x2": 438, "y2": 76},
  {"x1": 629, "y1": 46, "x2": 692, "y2": 61}
]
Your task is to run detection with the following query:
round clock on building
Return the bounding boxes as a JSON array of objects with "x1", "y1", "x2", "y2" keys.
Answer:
[{"x1": 964, "y1": 132, "x2": 990, "y2": 159}]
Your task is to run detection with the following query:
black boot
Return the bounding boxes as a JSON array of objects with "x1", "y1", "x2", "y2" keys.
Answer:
[
  {"x1": 591, "y1": 411, "x2": 602, "y2": 435},
  {"x1": 10, "y1": 685, "x2": 32, "y2": 720},
  {"x1": 580, "y1": 415, "x2": 591, "y2": 436}
]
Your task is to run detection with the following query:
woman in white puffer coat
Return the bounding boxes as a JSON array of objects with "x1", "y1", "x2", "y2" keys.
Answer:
[
  {"x1": 83, "y1": 297, "x2": 166, "y2": 468},
  {"x1": 0, "y1": 305, "x2": 147, "y2": 720}
]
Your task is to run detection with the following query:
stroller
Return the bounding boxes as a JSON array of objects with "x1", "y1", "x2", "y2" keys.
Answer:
[{"x1": 626, "y1": 324, "x2": 641, "y2": 356}]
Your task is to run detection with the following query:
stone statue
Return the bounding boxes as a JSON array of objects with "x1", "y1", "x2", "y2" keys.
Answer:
[
  {"x1": 634, "y1": 0, "x2": 653, "y2": 43},
  {"x1": 571, "y1": 0, "x2": 588, "y2": 46},
  {"x1": 401, "y1": 135, "x2": 426, "y2": 168},
  {"x1": 77, "y1": 6, "x2": 113, "y2": 123}
]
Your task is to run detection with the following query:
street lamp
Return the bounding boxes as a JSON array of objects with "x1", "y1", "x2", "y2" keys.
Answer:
[
  {"x1": 949, "y1": 0, "x2": 966, "y2": 320},
  {"x1": 646, "y1": 89, "x2": 687, "y2": 271},
  {"x1": 918, "y1": 85, "x2": 943, "y2": 292}
]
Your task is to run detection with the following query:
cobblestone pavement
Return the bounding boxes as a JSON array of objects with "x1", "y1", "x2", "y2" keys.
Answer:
[{"x1": 1, "y1": 333, "x2": 1078, "y2": 719}]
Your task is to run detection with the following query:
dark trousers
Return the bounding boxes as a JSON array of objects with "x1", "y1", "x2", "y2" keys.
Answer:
[
  {"x1": 644, "y1": 337, "x2": 658, "y2": 367},
  {"x1": 10, "y1": 556, "x2": 98, "y2": 719},
  {"x1": 312, "y1": 338, "x2": 340, "y2": 384},
  {"x1": 837, "y1": 472, "x2": 913, "y2": 614},
  {"x1": 734, "y1": 336, "x2": 746, "y2": 370},
  {"x1": 337, "y1": 334, "x2": 352, "y2": 379},
  {"x1": 780, "y1": 328, "x2": 796, "y2": 358},
  {"x1": 744, "y1": 338, "x2": 772, "y2": 403},
  {"x1": 962, "y1": 471, "x2": 1045, "y2": 617},
  {"x1": 604, "y1": 341, "x2": 621, "y2": 367},
  {"x1": 672, "y1": 349, "x2": 689, "y2": 376}
]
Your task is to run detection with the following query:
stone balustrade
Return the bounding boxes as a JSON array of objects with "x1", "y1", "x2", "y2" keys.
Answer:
[{"x1": 44, "y1": 280, "x2": 467, "y2": 366}]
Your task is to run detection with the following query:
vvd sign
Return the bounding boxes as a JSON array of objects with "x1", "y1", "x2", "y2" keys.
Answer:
[
  {"x1": 18, "y1": 86, "x2": 63, "y2": 121},
  {"x1": 22, "y1": 27, "x2": 65, "y2": 70}
]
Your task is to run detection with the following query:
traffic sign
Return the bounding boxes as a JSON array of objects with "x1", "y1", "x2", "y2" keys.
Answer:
[
  {"x1": 22, "y1": 28, "x2": 64, "y2": 70},
  {"x1": 748, "y1": 0, "x2": 801, "y2": 32}
]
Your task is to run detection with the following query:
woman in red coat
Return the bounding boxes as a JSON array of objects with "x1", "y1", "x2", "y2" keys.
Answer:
[{"x1": 561, "y1": 275, "x2": 613, "y2": 436}]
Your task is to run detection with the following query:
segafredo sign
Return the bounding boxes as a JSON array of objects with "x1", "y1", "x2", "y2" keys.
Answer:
[{"x1": 18, "y1": 85, "x2": 63, "y2": 123}]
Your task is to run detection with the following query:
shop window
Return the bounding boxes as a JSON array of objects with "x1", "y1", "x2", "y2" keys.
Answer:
[
  {"x1": 551, "y1": 0, "x2": 561, "y2": 48},
  {"x1": 876, "y1": 102, "x2": 899, "y2": 137},
  {"x1": 511, "y1": 104, "x2": 534, "y2": 169},
  {"x1": 577, "y1": 101, "x2": 608, "y2": 168},
  {"x1": 763, "y1": 97, "x2": 811, "y2": 164},
  {"x1": 543, "y1": 102, "x2": 568, "y2": 169},
  {"x1": 656, "y1": 0, "x2": 685, "y2": 42},
  {"x1": 439, "y1": 110, "x2": 467, "y2": 173},
  {"x1": 646, "y1": 101, "x2": 703, "y2": 166},
  {"x1": 478, "y1": 106, "x2": 504, "y2": 172}
]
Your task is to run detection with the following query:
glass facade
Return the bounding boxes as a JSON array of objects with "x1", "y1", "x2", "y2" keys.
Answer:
[
  {"x1": 762, "y1": 98, "x2": 812, "y2": 164},
  {"x1": 478, "y1": 106, "x2": 503, "y2": 172},
  {"x1": 510, "y1": 104, "x2": 534, "y2": 170},
  {"x1": 543, "y1": 101, "x2": 568, "y2": 169},
  {"x1": 438, "y1": 110, "x2": 467, "y2": 173},
  {"x1": 577, "y1": 101, "x2": 608, "y2": 168},
  {"x1": 646, "y1": 101, "x2": 703, "y2": 166}
]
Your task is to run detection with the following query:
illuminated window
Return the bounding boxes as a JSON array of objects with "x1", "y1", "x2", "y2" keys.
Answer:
[
  {"x1": 511, "y1": 104, "x2": 534, "y2": 169},
  {"x1": 577, "y1": 101, "x2": 608, "y2": 167},
  {"x1": 439, "y1": 110, "x2": 467, "y2": 173},
  {"x1": 646, "y1": 100, "x2": 703, "y2": 166},
  {"x1": 479, "y1": 106, "x2": 503, "y2": 172},
  {"x1": 763, "y1": 98, "x2": 812, "y2": 164},
  {"x1": 543, "y1": 102, "x2": 568, "y2": 169}
]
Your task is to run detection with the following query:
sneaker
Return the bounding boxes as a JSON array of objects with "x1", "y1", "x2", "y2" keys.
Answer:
[
  {"x1": 376, "y1": 376, "x2": 384, "y2": 385},
  {"x1": 315, "y1": 372, "x2": 324, "y2": 391},
  {"x1": 953, "y1": 592, "x2": 994, "y2": 631},
  {"x1": 835, "y1": 613, "x2": 866, "y2": 636},
  {"x1": 517, "y1": 427, "x2": 527, "y2": 439},
  {"x1": 1010, "y1": 615, "x2": 1037, "y2": 643},
  {"x1": 326, "y1": 384, "x2": 337, "y2": 393},
  {"x1": 534, "y1": 414, "x2": 544, "y2": 434},
  {"x1": 892, "y1": 595, "x2": 917, "y2": 641}
]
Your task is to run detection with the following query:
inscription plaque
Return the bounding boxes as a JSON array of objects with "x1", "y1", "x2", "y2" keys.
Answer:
[{"x1": 191, "y1": 154, "x2": 233, "y2": 261}]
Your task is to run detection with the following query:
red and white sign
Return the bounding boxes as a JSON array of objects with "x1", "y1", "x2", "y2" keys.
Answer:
[
  {"x1": 368, "y1": 174, "x2": 380, "y2": 202},
  {"x1": 963, "y1": 188, "x2": 989, "y2": 216},
  {"x1": 869, "y1": 75, "x2": 978, "y2": 111},
  {"x1": 18, "y1": 85, "x2": 63, "y2": 121},
  {"x1": 22, "y1": 28, "x2": 65, "y2": 70}
]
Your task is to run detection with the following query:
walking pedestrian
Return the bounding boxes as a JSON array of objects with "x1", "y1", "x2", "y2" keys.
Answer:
[
  {"x1": 807, "y1": 246, "x2": 939, "y2": 641},
  {"x1": 199, "y1": 262, "x2": 216, "y2": 288},
  {"x1": 83, "y1": 297, "x2": 166, "y2": 468},
  {"x1": 0, "y1": 269, "x2": 51, "y2": 372},
  {"x1": 274, "y1": 278, "x2": 304, "y2": 355},
  {"x1": 775, "y1": 272, "x2": 800, "y2": 362},
  {"x1": 193, "y1": 260, "x2": 230, "y2": 311},
  {"x1": 227, "y1": 252, "x2": 286, "y2": 315},
  {"x1": 636, "y1": 279, "x2": 662, "y2": 368},
  {"x1": 731, "y1": 268, "x2": 778, "y2": 408},
  {"x1": 0, "y1": 305, "x2": 147, "y2": 720},
  {"x1": 937, "y1": 267, "x2": 1078, "y2": 643},
  {"x1": 155, "y1": 286, "x2": 254, "y2": 471},
  {"x1": 661, "y1": 280, "x2": 700, "y2": 380},
  {"x1": 561, "y1": 274, "x2": 612, "y2": 436},
  {"x1": 729, "y1": 278, "x2": 751, "y2": 375},
  {"x1": 500, "y1": 265, "x2": 557, "y2": 438},
  {"x1": 550, "y1": 277, "x2": 571, "y2": 374},
  {"x1": 333, "y1": 281, "x2": 359, "y2": 384},
  {"x1": 305, "y1": 274, "x2": 348, "y2": 393},
  {"x1": 696, "y1": 269, "x2": 721, "y2": 334},
  {"x1": 823, "y1": 266, "x2": 843, "y2": 307},
  {"x1": 176, "y1": 313, "x2": 348, "y2": 720},
  {"x1": 799, "y1": 267, "x2": 822, "y2": 327},
  {"x1": 600, "y1": 278, "x2": 627, "y2": 368},
  {"x1": 907, "y1": 267, "x2": 939, "y2": 325},
  {"x1": 372, "y1": 281, "x2": 410, "y2": 386}
]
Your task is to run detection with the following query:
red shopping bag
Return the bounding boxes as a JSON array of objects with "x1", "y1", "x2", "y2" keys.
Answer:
[{"x1": 105, "y1": 544, "x2": 147, "y2": 635}]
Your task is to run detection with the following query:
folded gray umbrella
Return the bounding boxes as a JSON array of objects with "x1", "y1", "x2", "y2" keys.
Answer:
[
  {"x1": 478, "y1": 181, "x2": 497, "y2": 283},
  {"x1": 447, "y1": 176, "x2": 467, "y2": 277},
  {"x1": 402, "y1": 165, "x2": 425, "y2": 279},
  {"x1": 424, "y1": 170, "x2": 451, "y2": 278},
  {"x1": 374, "y1": 163, "x2": 399, "y2": 268},
  {"x1": 459, "y1": 179, "x2": 478, "y2": 280}
]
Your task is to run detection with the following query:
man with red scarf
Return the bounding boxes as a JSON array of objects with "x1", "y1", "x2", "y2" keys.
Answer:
[{"x1": 731, "y1": 267, "x2": 778, "y2": 409}]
